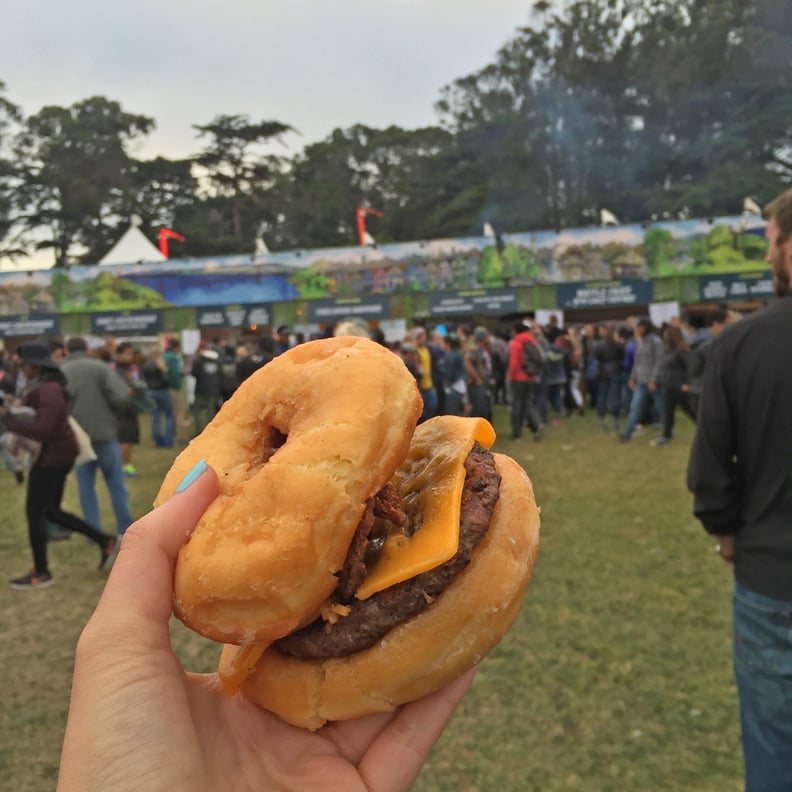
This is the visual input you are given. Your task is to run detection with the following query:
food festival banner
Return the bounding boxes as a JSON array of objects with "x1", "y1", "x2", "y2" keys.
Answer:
[
  {"x1": 196, "y1": 303, "x2": 273, "y2": 328},
  {"x1": 555, "y1": 279, "x2": 654, "y2": 309},
  {"x1": 305, "y1": 295, "x2": 391, "y2": 323},
  {"x1": 698, "y1": 272, "x2": 774, "y2": 301},
  {"x1": 89, "y1": 310, "x2": 164, "y2": 335},
  {"x1": 427, "y1": 288, "x2": 519, "y2": 316},
  {"x1": 0, "y1": 314, "x2": 60, "y2": 338}
]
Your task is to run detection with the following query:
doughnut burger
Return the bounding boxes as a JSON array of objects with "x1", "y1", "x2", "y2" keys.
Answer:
[{"x1": 156, "y1": 336, "x2": 540, "y2": 729}]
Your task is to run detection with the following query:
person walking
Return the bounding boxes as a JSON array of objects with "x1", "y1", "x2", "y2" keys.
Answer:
[
  {"x1": 651, "y1": 325, "x2": 696, "y2": 446},
  {"x1": 113, "y1": 342, "x2": 143, "y2": 477},
  {"x1": 441, "y1": 333, "x2": 468, "y2": 416},
  {"x1": 463, "y1": 327, "x2": 492, "y2": 420},
  {"x1": 619, "y1": 318, "x2": 664, "y2": 441},
  {"x1": 61, "y1": 337, "x2": 134, "y2": 538},
  {"x1": 507, "y1": 320, "x2": 543, "y2": 441},
  {"x1": 163, "y1": 338, "x2": 186, "y2": 444},
  {"x1": 411, "y1": 327, "x2": 438, "y2": 423},
  {"x1": 686, "y1": 307, "x2": 729, "y2": 418},
  {"x1": 142, "y1": 348, "x2": 174, "y2": 448},
  {"x1": 2, "y1": 343, "x2": 116, "y2": 590},
  {"x1": 687, "y1": 187, "x2": 792, "y2": 792},
  {"x1": 190, "y1": 342, "x2": 223, "y2": 435},
  {"x1": 593, "y1": 326, "x2": 624, "y2": 433}
]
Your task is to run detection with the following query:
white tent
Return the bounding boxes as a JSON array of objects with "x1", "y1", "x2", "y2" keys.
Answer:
[{"x1": 99, "y1": 217, "x2": 166, "y2": 265}]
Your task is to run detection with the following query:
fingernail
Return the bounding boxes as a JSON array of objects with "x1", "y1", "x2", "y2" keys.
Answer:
[{"x1": 176, "y1": 460, "x2": 207, "y2": 493}]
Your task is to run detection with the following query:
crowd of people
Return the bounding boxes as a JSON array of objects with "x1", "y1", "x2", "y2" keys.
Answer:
[{"x1": 0, "y1": 305, "x2": 740, "y2": 593}]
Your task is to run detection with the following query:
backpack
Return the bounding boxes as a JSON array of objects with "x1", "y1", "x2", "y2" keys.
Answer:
[
  {"x1": 522, "y1": 339, "x2": 546, "y2": 378},
  {"x1": 221, "y1": 356, "x2": 239, "y2": 395}
]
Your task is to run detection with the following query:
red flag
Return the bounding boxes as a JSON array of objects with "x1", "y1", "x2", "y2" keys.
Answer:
[
  {"x1": 355, "y1": 207, "x2": 383, "y2": 246},
  {"x1": 158, "y1": 228, "x2": 186, "y2": 258}
]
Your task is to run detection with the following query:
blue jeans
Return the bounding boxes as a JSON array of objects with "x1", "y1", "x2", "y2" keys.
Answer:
[
  {"x1": 596, "y1": 378, "x2": 621, "y2": 420},
  {"x1": 547, "y1": 383, "x2": 563, "y2": 418},
  {"x1": 733, "y1": 582, "x2": 792, "y2": 792},
  {"x1": 75, "y1": 439, "x2": 133, "y2": 536},
  {"x1": 622, "y1": 383, "x2": 652, "y2": 437},
  {"x1": 419, "y1": 387, "x2": 438, "y2": 423},
  {"x1": 149, "y1": 388, "x2": 174, "y2": 447}
]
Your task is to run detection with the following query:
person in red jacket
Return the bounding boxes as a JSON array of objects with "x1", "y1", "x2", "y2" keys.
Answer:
[
  {"x1": 0, "y1": 343, "x2": 116, "y2": 590},
  {"x1": 507, "y1": 319, "x2": 544, "y2": 441}
]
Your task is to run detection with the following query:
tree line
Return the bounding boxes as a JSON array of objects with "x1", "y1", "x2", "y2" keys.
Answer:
[{"x1": 1, "y1": 0, "x2": 789, "y2": 268}]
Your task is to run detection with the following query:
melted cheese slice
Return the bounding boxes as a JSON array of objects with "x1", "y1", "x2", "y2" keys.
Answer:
[
  {"x1": 218, "y1": 643, "x2": 266, "y2": 695},
  {"x1": 355, "y1": 416, "x2": 495, "y2": 600}
]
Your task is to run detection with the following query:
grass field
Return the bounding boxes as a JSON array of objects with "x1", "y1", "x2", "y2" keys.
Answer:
[{"x1": 0, "y1": 407, "x2": 743, "y2": 791}]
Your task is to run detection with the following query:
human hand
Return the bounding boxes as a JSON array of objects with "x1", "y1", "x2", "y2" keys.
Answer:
[
  {"x1": 58, "y1": 462, "x2": 475, "y2": 792},
  {"x1": 715, "y1": 534, "x2": 736, "y2": 568},
  {"x1": 628, "y1": 378, "x2": 635, "y2": 390},
  {"x1": 648, "y1": 382, "x2": 656, "y2": 393}
]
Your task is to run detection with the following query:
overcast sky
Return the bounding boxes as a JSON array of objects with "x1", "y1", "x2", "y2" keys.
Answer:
[{"x1": 2, "y1": 0, "x2": 536, "y2": 161}]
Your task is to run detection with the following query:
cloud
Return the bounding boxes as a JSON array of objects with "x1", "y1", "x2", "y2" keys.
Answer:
[{"x1": 2, "y1": 1, "x2": 533, "y2": 160}]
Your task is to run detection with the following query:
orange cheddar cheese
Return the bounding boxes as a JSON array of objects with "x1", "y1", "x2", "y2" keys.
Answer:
[
  {"x1": 355, "y1": 416, "x2": 496, "y2": 600},
  {"x1": 219, "y1": 643, "x2": 266, "y2": 695}
]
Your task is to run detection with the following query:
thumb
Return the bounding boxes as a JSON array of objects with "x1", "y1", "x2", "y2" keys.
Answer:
[{"x1": 89, "y1": 460, "x2": 219, "y2": 648}]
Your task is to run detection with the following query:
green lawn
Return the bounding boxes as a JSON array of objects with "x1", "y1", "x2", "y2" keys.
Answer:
[{"x1": 0, "y1": 407, "x2": 742, "y2": 791}]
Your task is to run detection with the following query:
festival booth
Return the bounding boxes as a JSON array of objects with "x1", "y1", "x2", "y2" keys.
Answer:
[{"x1": 0, "y1": 213, "x2": 769, "y2": 346}]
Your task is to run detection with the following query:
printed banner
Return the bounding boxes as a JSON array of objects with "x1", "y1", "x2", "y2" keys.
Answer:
[
  {"x1": 0, "y1": 314, "x2": 60, "y2": 338},
  {"x1": 555, "y1": 279, "x2": 654, "y2": 309},
  {"x1": 698, "y1": 272, "x2": 774, "y2": 301},
  {"x1": 89, "y1": 310, "x2": 164, "y2": 335},
  {"x1": 306, "y1": 295, "x2": 391, "y2": 322},
  {"x1": 196, "y1": 303, "x2": 273, "y2": 328},
  {"x1": 427, "y1": 288, "x2": 519, "y2": 316}
]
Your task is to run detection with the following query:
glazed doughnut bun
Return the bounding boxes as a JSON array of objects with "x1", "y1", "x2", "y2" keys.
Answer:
[
  {"x1": 155, "y1": 336, "x2": 422, "y2": 644},
  {"x1": 221, "y1": 453, "x2": 540, "y2": 730}
]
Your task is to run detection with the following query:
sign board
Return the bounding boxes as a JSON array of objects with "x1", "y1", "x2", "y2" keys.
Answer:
[
  {"x1": 427, "y1": 288, "x2": 519, "y2": 316},
  {"x1": 555, "y1": 279, "x2": 653, "y2": 309},
  {"x1": 306, "y1": 295, "x2": 391, "y2": 323},
  {"x1": 196, "y1": 303, "x2": 273, "y2": 328},
  {"x1": 89, "y1": 310, "x2": 163, "y2": 335},
  {"x1": 649, "y1": 301, "x2": 680, "y2": 326},
  {"x1": 698, "y1": 272, "x2": 773, "y2": 301},
  {"x1": 0, "y1": 314, "x2": 60, "y2": 338}
]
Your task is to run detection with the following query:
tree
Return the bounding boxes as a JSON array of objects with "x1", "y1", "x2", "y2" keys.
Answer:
[
  {"x1": 13, "y1": 96, "x2": 154, "y2": 266},
  {"x1": 0, "y1": 81, "x2": 23, "y2": 259},
  {"x1": 435, "y1": 0, "x2": 792, "y2": 231},
  {"x1": 270, "y1": 124, "x2": 479, "y2": 250},
  {"x1": 83, "y1": 156, "x2": 197, "y2": 263},
  {"x1": 193, "y1": 114, "x2": 295, "y2": 247}
]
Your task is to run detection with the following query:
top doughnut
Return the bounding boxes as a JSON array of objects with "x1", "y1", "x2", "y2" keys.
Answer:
[{"x1": 156, "y1": 336, "x2": 423, "y2": 644}]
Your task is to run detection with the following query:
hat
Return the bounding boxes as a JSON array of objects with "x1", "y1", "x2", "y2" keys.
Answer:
[
  {"x1": 473, "y1": 326, "x2": 489, "y2": 342},
  {"x1": 276, "y1": 325, "x2": 290, "y2": 335},
  {"x1": 17, "y1": 342, "x2": 59, "y2": 370}
]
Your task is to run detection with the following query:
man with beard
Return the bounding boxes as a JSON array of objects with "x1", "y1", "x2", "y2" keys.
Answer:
[{"x1": 687, "y1": 188, "x2": 792, "y2": 792}]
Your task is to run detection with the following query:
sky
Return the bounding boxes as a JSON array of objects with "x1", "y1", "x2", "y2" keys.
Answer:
[{"x1": 2, "y1": 0, "x2": 537, "y2": 163}]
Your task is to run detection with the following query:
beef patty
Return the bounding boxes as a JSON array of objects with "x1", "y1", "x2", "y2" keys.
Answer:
[{"x1": 275, "y1": 444, "x2": 501, "y2": 659}]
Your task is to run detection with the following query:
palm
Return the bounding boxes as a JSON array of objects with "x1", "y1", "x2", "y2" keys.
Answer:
[
  {"x1": 100, "y1": 648, "x2": 461, "y2": 792},
  {"x1": 183, "y1": 673, "x2": 375, "y2": 792}
]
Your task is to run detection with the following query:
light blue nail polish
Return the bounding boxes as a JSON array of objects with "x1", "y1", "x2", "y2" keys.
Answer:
[{"x1": 176, "y1": 460, "x2": 207, "y2": 493}]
